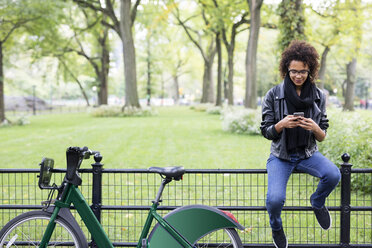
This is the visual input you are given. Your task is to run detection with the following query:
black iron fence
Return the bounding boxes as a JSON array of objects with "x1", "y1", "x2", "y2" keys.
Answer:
[{"x1": 0, "y1": 154, "x2": 371, "y2": 247}]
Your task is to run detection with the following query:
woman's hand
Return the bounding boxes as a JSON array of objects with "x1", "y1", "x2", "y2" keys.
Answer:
[
  {"x1": 274, "y1": 115, "x2": 301, "y2": 133},
  {"x1": 297, "y1": 117, "x2": 326, "y2": 142},
  {"x1": 297, "y1": 117, "x2": 317, "y2": 131}
]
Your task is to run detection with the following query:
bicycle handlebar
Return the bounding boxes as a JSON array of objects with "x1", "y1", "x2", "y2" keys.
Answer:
[{"x1": 65, "y1": 146, "x2": 100, "y2": 185}]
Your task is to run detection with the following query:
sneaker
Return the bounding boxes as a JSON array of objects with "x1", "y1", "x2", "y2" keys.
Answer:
[
  {"x1": 272, "y1": 228, "x2": 288, "y2": 248},
  {"x1": 313, "y1": 205, "x2": 332, "y2": 230}
]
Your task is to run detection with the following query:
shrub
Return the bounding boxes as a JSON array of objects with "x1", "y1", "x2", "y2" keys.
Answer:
[
  {"x1": 0, "y1": 116, "x2": 30, "y2": 127},
  {"x1": 206, "y1": 106, "x2": 223, "y2": 115},
  {"x1": 190, "y1": 103, "x2": 214, "y2": 112},
  {"x1": 221, "y1": 108, "x2": 261, "y2": 135},
  {"x1": 318, "y1": 109, "x2": 372, "y2": 194},
  {"x1": 90, "y1": 105, "x2": 156, "y2": 117}
]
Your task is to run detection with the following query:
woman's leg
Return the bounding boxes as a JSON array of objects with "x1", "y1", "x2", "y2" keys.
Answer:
[
  {"x1": 296, "y1": 151, "x2": 341, "y2": 208},
  {"x1": 266, "y1": 154, "x2": 295, "y2": 231}
]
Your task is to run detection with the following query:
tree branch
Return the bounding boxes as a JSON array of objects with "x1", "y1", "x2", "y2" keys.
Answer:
[
  {"x1": 131, "y1": 0, "x2": 141, "y2": 27},
  {"x1": 172, "y1": 8, "x2": 207, "y2": 62}
]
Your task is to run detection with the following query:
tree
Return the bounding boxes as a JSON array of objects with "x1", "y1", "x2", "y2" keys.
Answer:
[
  {"x1": 0, "y1": 0, "x2": 55, "y2": 122},
  {"x1": 222, "y1": 11, "x2": 249, "y2": 105},
  {"x1": 244, "y1": 0, "x2": 263, "y2": 109},
  {"x1": 342, "y1": 0, "x2": 363, "y2": 111},
  {"x1": 277, "y1": 0, "x2": 306, "y2": 52},
  {"x1": 63, "y1": 7, "x2": 111, "y2": 105},
  {"x1": 171, "y1": 1, "x2": 216, "y2": 103},
  {"x1": 206, "y1": 0, "x2": 249, "y2": 105},
  {"x1": 306, "y1": 1, "x2": 343, "y2": 89},
  {"x1": 74, "y1": 0, "x2": 141, "y2": 108}
]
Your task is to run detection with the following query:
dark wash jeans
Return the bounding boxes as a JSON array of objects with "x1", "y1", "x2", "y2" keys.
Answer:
[{"x1": 266, "y1": 151, "x2": 341, "y2": 231}]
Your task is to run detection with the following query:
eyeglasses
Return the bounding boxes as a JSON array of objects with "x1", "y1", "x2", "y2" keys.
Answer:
[{"x1": 288, "y1": 69, "x2": 310, "y2": 76}]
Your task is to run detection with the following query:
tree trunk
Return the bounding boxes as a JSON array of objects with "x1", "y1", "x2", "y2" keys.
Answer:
[
  {"x1": 278, "y1": 0, "x2": 306, "y2": 51},
  {"x1": 98, "y1": 27, "x2": 110, "y2": 105},
  {"x1": 120, "y1": 0, "x2": 140, "y2": 108},
  {"x1": 0, "y1": 42, "x2": 5, "y2": 122},
  {"x1": 173, "y1": 75, "x2": 180, "y2": 104},
  {"x1": 223, "y1": 67, "x2": 228, "y2": 103},
  {"x1": 216, "y1": 32, "x2": 222, "y2": 106},
  {"x1": 146, "y1": 37, "x2": 151, "y2": 106},
  {"x1": 201, "y1": 40, "x2": 216, "y2": 103},
  {"x1": 318, "y1": 46, "x2": 330, "y2": 89},
  {"x1": 344, "y1": 58, "x2": 357, "y2": 111},
  {"x1": 245, "y1": 0, "x2": 263, "y2": 109},
  {"x1": 226, "y1": 48, "x2": 234, "y2": 105},
  {"x1": 201, "y1": 61, "x2": 214, "y2": 103}
]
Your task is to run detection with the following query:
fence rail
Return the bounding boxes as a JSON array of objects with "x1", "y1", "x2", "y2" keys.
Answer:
[{"x1": 0, "y1": 155, "x2": 371, "y2": 247}]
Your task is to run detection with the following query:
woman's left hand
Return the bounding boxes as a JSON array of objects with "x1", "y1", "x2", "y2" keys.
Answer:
[
  {"x1": 297, "y1": 117, "x2": 318, "y2": 131},
  {"x1": 298, "y1": 117, "x2": 326, "y2": 142}
]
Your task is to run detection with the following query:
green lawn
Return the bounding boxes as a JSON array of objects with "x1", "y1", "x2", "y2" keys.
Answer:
[
  {"x1": 0, "y1": 106, "x2": 271, "y2": 170},
  {"x1": 1, "y1": 106, "x2": 370, "y2": 245}
]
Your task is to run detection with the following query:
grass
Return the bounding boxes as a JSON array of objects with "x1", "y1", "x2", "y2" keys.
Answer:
[
  {"x1": 0, "y1": 106, "x2": 271, "y2": 170},
  {"x1": 1, "y1": 106, "x2": 370, "y2": 245}
]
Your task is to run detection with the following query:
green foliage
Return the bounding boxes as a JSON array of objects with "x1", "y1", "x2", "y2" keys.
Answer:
[
  {"x1": 0, "y1": 116, "x2": 30, "y2": 127},
  {"x1": 89, "y1": 105, "x2": 156, "y2": 117},
  {"x1": 221, "y1": 107, "x2": 261, "y2": 135},
  {"x1": 189, "y1": 103, "x2": 215, "y2": 112},
  {"x1": 206, "y1": 106, "x2": 223, "y2": 115},
  {"x1": 277, "y1": 0, "x2": 306, "y2": 52},
  {"x1": 318, "y1": 109, "x2": 372, "y2": 194}
]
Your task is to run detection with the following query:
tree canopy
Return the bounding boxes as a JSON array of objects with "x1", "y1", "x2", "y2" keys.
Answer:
[{"x1": 2, "y1": 0, "x2": 372, "y2": 121}]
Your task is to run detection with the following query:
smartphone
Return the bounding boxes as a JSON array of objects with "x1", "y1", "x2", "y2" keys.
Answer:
[{"x1": 293, "y1": 112, "x2": 304, "y2": 117}]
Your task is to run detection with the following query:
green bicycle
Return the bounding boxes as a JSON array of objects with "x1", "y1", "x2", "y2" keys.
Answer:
[{"x1": 0, "y1": 146, "x2": 244, "y2": 248}]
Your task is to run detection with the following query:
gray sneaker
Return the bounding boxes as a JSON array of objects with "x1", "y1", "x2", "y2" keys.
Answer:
[
  {"x1": 313, "y1": 205, "x2": 332, "y2": 230},
  {"x1": 272, "y1": 228, "x2": 288, "y2": 248}
]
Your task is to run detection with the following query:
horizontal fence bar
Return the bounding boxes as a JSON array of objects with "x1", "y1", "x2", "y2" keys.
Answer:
[
  {"x1": 1, "y1": 168, "x2": 371, "y2": 173},
  {"x1": 110, "y1": 242, "x2": 369, "y2": 248},
  {"x1": 2, "y1": 204, "x2": 371, "y2": 211}
]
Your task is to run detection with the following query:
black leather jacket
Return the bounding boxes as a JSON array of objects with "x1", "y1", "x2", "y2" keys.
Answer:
[{"x1": 260, "y1": 82, "x2": 329, "y2": 160}]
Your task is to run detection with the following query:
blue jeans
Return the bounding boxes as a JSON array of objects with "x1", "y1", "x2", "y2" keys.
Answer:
[{"x1": 266, "y1": 151, "x2": 341, "y2": 231}]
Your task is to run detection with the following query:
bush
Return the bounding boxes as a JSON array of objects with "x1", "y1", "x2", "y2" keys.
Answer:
[
  {"x1": 206, "y1": 106, "x2": 223, "y2": 115},
  {"x1": 190, "y1": 103, "x2": 214, "y2": 112},
  {"x1": 90, "y1": 105, "x2": 156, "y2": 117},
  {"x1": 318, "y1": 109, "x2": 372, "y2": 194},
  {"x1": 0, "y1": 116, "x2": 30, "y2": 127},
  {"x1": 221, "y1": 108, "x2": 261, "y2": 135}
]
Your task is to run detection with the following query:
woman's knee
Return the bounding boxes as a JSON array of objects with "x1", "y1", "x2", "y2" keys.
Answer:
[
  {"x1": 325, "y1": 167, "x2": 341, "y2": 186},
  {"x1": 266, "y1": 194, "x2": 286, "y2": 210}
]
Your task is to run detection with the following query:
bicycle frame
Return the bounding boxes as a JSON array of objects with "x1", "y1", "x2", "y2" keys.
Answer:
[
  {"x1": 39, "y1": 183, "x2": 195, "y2": 248},
  {"x1": 37, "y1": 148, "x2": 243, "y2": 248},
  {"x1": 40, "y1": 183, "x2": 113, "y2": 248}
]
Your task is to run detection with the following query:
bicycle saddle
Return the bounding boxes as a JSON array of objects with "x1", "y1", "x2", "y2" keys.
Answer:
[{"x1": 148, "y1": 166, "x2": 185, "y2": 180}]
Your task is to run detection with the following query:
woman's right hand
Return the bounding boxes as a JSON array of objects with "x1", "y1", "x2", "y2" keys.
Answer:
[{"x1": 274, "y1": 115, "x2": 301, "y2": 133}]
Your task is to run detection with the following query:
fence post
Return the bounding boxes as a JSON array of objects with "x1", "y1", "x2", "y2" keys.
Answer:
[
  {"x1": 340, "y1": 153, "x2": 352, "y2": 248},
  {"x1": 91, "y1": 153, "x2": 103, "y2": 247}
]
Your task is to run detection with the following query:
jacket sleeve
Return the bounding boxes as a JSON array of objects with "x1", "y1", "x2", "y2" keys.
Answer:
[
  {"x1": 318, "y1": 90, "x2": 329, "y2": 131},
  {"x1": 260, "y1": 89, "x2": 281, "y2": 140}
]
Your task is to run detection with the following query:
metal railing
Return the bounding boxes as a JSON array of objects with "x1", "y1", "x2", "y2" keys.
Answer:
[{"x1": 0, "y1": 154, "x2": 371, "y2": 248}]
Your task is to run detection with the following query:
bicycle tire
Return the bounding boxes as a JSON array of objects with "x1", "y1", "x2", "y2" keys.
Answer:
[
  {"x1": 193, "y1": 228, "x2": 243, "y2": 248},
  {"x1": 0, "y1": 210, "x2": 86, "y2": 248}
]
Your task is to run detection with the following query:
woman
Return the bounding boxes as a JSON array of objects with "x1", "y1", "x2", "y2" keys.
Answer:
[{"x1": 260, "y1": 40, "x2": 341, "y2": 248}]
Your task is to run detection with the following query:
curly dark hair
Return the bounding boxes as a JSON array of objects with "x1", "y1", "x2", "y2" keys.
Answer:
[{"x1": 279, "y1": 40, "x2": 320, "y2": 83}]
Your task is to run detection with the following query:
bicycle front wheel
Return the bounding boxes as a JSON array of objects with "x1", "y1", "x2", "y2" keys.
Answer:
[
  {"x1": 0, "y1": 211, "x2": 86, "y2": 248},
  {"x1": 193, "y1": 228, "x2": 243, "y2": 248}
]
